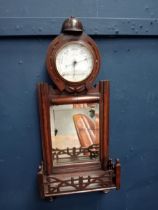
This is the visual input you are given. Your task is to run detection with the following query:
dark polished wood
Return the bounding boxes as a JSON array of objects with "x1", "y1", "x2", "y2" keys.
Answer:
[
  {"x1": 37, "y1": 18, "x2": 120, "y2": 198},
  {"x1": 99, "y1": 80, "x2": 110, "y2": 169},
  {"x1": 46, "y1": 33, "x2": 101, "y2": 93},
  {"x1": 115, "y1": 159, "x2": 121, "y2": 190},
  {"x1": 38, "y1": 163, "x2": 116, "y2": 197},
  {"x1": 38, "y1": 83, "x2": 53, "y2": 175},
  {"x1": 37, "y1": 81, "x2": 121, "y2": 198},
  {"x1": 53, "y1": 161, "x2": 101, "y2": 174},
  {"x1": 51, "y1": 95, "x2": 100, "y2": 105}
]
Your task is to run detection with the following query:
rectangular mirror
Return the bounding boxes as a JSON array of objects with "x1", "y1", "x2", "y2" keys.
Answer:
[{"x1": 50, "y1": 103, "x2": 99, "y2": 165}]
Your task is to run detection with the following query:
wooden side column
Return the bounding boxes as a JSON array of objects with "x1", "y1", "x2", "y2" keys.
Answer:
[
  {"x1": 115, "y1": 159, "x2": 121, "y2": 189},
  {"x1": 37, "y1": 164, "x2": 45, "y2": 199},
  {"x1": 99, "y1": 80, "x2": 110, "y2": 169},
  {"x1": 38, "y1": 83, "x2": 53, "y2": 175}
]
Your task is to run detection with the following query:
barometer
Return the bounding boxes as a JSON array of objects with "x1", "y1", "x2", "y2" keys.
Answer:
[{"x1": 37, "y1": 17, "x2": 120, "y2": 200}]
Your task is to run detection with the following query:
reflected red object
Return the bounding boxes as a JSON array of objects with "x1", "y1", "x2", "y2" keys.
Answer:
[{"x1": 73, "y1": 114, "x2": 99, "y2": 147}]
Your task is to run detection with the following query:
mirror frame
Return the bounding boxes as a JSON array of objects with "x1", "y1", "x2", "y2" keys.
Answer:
[
  {"x1": 38, "y1": 81, "x2": 109, "y2": 175},
  {"x1": 37, "y1": 81, "x2": 120, "y2": 199}
]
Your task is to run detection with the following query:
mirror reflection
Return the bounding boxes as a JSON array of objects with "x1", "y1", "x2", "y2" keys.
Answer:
[{"x1": 50, "y1": 103, "x2": 99, "y2": 165}]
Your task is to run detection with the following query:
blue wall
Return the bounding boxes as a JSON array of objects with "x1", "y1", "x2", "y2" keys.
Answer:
[{"x1": 0, "y1": 1, "x2": 158, "y2": 210}]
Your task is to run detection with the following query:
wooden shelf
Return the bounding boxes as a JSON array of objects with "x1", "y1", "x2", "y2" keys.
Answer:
[{"x1": 38, "y1": 166, "x2": 117, "y2": 198}]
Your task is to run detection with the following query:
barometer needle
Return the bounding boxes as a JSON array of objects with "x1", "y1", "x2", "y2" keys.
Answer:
[
  {"x1": 73, "y1": 60, "x2": 77, "y2": 78},
  {"x1": 65, "y1": 57, "x2": 88, "y2": 68}
]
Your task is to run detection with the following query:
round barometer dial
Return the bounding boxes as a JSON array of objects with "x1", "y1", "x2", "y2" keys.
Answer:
[{"x1": 55, "y1": 42, "x2": 94, "y2": 82}]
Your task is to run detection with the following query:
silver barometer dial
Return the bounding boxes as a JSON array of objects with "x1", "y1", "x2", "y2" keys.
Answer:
[{"x1": 55, "y1": 42, "x2": 94, "y2": 82}]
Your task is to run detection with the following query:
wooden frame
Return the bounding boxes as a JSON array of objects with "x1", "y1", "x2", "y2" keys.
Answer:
[
  {"x1": 37, "y1": 80, "x2": 120, "y2": 199},
  {"x1": 46, "y1": 33, "x2": 101, "y2": 93}
]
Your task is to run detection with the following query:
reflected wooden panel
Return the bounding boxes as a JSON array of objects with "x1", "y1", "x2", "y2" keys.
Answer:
[{"x1": 50, "y1": 103, "x2": 99, "y2": 165}]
